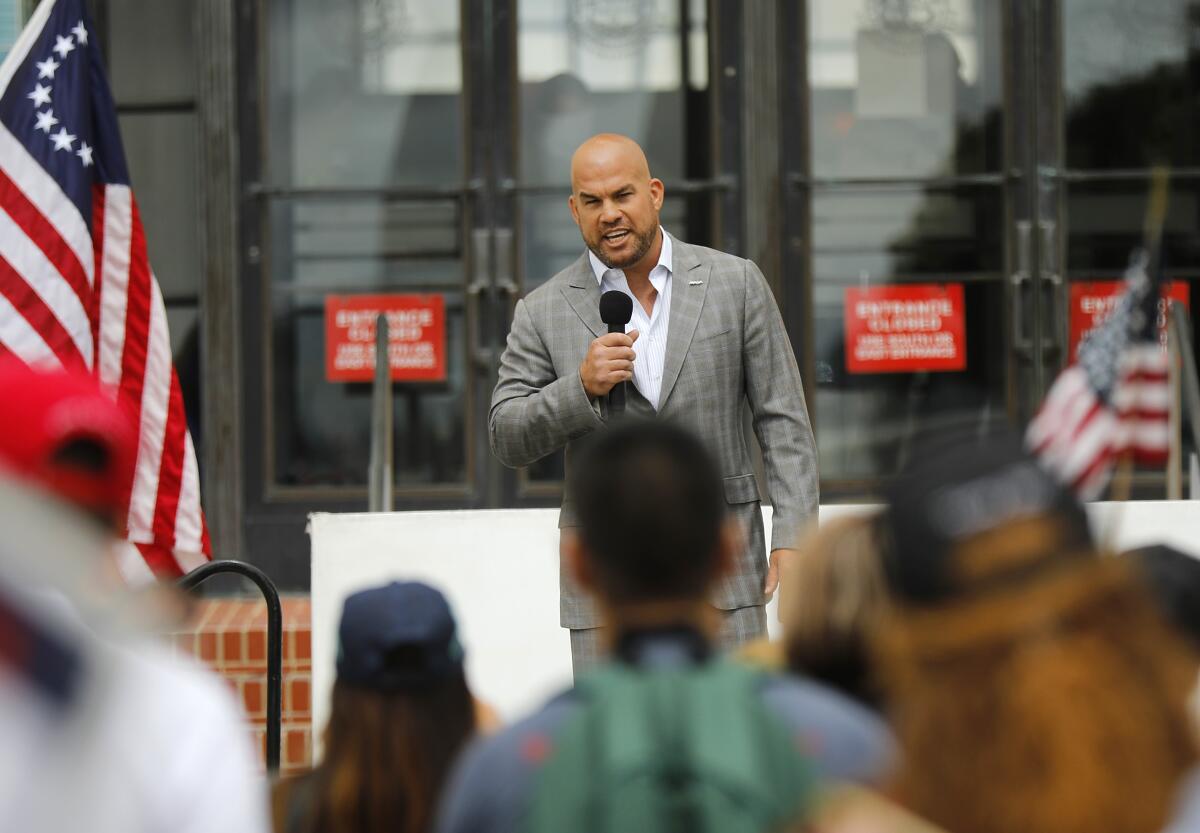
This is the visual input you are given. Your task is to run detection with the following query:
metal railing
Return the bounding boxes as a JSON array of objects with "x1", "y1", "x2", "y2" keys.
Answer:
[{"x1": 178, "y1": 560, "x2": 282, "y2": 772}]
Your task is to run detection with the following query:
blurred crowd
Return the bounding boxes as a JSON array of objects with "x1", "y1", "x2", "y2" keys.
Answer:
[{"x1": 4, "y1": 360, "x2": 1200, "y2": 833}]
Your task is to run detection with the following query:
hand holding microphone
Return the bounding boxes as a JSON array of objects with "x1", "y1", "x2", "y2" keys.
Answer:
[{"x1": 579, "y1": 291, "x2": 637, "y2": 413}]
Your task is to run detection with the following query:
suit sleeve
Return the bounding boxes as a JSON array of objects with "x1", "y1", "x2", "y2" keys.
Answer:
[
  {"x1": 742, "y1": 261, "x2": 819, "y2": 551},
  {"x1": 489, "y1": 297, "x2": 604, "y2": 468}
]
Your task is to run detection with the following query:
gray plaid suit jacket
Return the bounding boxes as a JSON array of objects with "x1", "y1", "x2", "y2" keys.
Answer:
[{"x1": 490, "y1": 234, "x2": 819, "y2": 628}]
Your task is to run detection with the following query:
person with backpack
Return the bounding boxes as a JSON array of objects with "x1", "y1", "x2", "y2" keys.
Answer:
[{"x1": 435, "y1": 420, "x2": 894, "y2": 833}]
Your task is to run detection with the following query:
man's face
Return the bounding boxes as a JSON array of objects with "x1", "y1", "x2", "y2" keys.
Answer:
[{"x1": 569, "y1": 158, "x2": 664, "y2": 270}]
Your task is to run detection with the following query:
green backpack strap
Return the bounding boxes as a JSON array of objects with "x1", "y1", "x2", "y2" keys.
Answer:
[{"x1": 522, "y1": 659, "x2": 814, "y2": 833}]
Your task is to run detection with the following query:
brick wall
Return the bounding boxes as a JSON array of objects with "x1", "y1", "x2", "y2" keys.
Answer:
[{"x1": 167, "y1": 595, "x2": 313, "y2": 774}]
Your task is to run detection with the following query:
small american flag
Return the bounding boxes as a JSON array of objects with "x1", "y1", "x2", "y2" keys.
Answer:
[
  {"x1": 0, "y1": 0, "x2": 209, "y2": 580},
  {"x1": 1026, "y1": 249, "x2": 1170, "y2": 498}
]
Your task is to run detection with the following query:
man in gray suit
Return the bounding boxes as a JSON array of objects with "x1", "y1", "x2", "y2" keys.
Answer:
[{"x1": 490, "y1": 133, "x2": 818, "y2": 671}]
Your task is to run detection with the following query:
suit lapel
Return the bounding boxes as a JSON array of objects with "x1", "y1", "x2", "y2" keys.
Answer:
[
  {"x1": 658, "y1": 240, "x2": 709, "y2": 410},
  {"x1": 561, "y1": 252, "x2": 605, "y2": 338}
]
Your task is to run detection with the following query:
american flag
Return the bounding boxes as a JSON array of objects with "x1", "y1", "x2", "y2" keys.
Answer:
[
  {"x1": 0, "y1": 0, "x2": 209, "y2": 580},
  {"x1": 1026, "y1": 249, "x2": 1170, "y2": 498}
]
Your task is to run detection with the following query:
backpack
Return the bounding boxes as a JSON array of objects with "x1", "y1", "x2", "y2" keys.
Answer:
[{"x1": 522, "y1": 658, "x2": 815, "y2": 833}]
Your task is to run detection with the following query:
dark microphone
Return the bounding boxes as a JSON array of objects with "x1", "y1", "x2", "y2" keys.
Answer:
[{"x1": 599, "y1": 290, "x2": 633, "y2": 417}]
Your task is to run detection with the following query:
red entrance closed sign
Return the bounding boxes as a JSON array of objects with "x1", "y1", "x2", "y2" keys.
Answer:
[
  {"x1": 1068, "y1": 281, "x2": 1189, "y2": 361},
  {"x1": 325, "y1": 294, "x2": 446, "y2": 382},
  {"x1": 844, "y1": 284, "x2": 967, "y2": 373}
]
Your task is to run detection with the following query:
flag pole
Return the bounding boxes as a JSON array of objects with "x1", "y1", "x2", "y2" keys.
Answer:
[
  {"x1": 1168, "y1": 317, "x2": 1183, "y2": 499},
  {"x1": 368, "y1": 313, "x2": 393, "y2": 512},
  {"x1": 1103, "y1": 167, "x2": 1171, "y2": 543},
  {"x1": 1169, "y1": 303, "x2": 1200, "y2": 495}
]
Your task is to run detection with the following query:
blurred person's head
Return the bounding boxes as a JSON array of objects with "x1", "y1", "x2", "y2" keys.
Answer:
[
  {"x1": 299, "y1": 581, "x2": 476, "y2": 833},
  {"x1": 563, "y1": 420, "x2": 737, "y2": 635},
  {"x1": 568, "y1": 133, "x2": 664, "y2": 272},
  {"x1": 1127, "y1": 543, "x2": 1200, "y2": 652},
  {"x1": 0, "y1": 359, "x2": 136, "y2": 534},
  {"x1": 873, "y1": 426, "x2": 1197, "y2": 833},
  {"x1": 781, "y1": 514, "x2": 888, "y2": 709},
  {"x1": 0, "y1": 359, "x2": 153, "y2": 599},
  {"x1": 1126, "y1": 543, "x2": 1200, "y2": 741}
]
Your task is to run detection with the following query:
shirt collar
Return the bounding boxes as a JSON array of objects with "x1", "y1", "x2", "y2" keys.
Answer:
[{"x1": 589, "y1": 227, "x2": 672, "y2": 287}]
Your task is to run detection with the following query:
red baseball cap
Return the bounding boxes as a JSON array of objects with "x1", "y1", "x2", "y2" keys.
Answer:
[{"x1": 0, "y1": 359, "x2": 137, "y2": 527}]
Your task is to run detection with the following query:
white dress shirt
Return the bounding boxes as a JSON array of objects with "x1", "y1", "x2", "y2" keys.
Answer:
[{"x1": 588, "y1": 228, "x2": 672, "y2": 410}]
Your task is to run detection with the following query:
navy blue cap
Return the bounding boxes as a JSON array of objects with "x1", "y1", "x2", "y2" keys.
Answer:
[
  {"x1": 880, "y1": 426, "x2": 1094, "y2": 604},
  {"x1": 336, "y1": 581, "x2": 464, "y2": 691}
]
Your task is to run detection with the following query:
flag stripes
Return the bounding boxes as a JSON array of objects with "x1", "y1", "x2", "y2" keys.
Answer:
[{"x1": 0, "y1": 0, "x2": 209, "y2": 578}]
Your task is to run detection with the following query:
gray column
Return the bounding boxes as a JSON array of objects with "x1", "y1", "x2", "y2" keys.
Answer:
[
  {"x1": 195, "y1": 0, "x2": 243, "y2": 557},
  {"x1": 741, "y1": 0, "x2": 782, "y2": 295}
]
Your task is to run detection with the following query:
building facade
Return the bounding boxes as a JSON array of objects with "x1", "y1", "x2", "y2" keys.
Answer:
[{"x1": 49, "y1": 0, "x2": 1200, "y2": 587}]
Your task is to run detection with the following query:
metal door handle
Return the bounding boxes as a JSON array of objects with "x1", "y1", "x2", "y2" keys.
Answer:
[
  {"x1": 493, "y1": 228, "x2": 518, "y2": 300},
  {"x1": 1011, "y1": 220, "x2": 1033, "y2": 360},
  {"x1": 1039, "y1": 220, "x2": 1064, "y2": 363},
  {"x1": 468, "y1": 228, "x2": 493, "y2": 371}
]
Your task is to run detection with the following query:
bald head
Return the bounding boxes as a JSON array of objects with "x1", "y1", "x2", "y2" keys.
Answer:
[
  {"x1": 568, "y1": 134, "x2": 664, "y2": 272},
  {"x1": 570, "y1": 134, "x2": 651, "y2": 191}
]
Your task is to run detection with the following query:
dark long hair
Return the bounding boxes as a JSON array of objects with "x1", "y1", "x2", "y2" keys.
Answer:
[{"x1": 301, "y1": 671, "x2": 476, "y2": 833}]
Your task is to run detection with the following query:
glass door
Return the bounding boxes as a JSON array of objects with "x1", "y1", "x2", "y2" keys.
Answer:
[{"x1": 783, "y1": 0, "x2": 1011, "y2": 496}]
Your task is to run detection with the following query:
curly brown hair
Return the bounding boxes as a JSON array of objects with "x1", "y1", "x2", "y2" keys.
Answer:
[{"x1": 876, "y1": 556, "x2": 1198, "y2": 833}]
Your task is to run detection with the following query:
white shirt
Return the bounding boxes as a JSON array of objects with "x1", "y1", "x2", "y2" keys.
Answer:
[
  {"x1": 588, "y1": 228, "x2": 673, "y2": 410},
  {"x1": 0, "y1": 619, "x2": 270, "y2": 833}
]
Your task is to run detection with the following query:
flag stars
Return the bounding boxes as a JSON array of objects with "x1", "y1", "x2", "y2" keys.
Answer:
[
  {"x1": 34, "y1": 109, "x2": 58, "y2": 133},
  {"x1": 71, "y1": 22, "x2": 88, "y2": 46},
  {"x1": 52, "y1": 35, "x2": 75, "y2": 59},
  {"x1": 50, "y1": 126, "x2": 76, "y2": 152},
  {"x1": 27, "y1": 83, "x2": 51, "y2": 107},
  {"x1": 75, "y1": 142, "x2": 93, "y2": 167},
  {"x1": 36, "y1": 56, "x2": 60, "y2": 79}
]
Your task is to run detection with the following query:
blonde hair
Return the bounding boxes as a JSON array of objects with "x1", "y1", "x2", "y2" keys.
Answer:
[{"x1": 781, "y1": 513, "x2": 888, "y2": 705}]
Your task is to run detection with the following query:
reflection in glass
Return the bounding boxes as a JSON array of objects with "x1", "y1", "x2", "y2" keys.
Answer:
[
  {"x1": 1064, "y1": 1, "x2": 1199, "y2": 169},
  {"x1": 268, "y1": 199, "x2": 461, "y2": 289},
  {"x1": 812, "y1": 189, "x2": 1003, "y2": 280},
  {"x1": 1067, "y1": 182, "x2": 1200, "y2": 275},
  {"x1": 271, "y1": 0, "x2": 462, "y2": 188},
  {"x1": 809, "y1": 0, "x2": 1002, "y2": 178},
  {"x1": 271, "y1": 292, "x2": 467, "y2": 488},
  {"x1": 518, "y1": 0, "x2": 707, "y2": 184}
]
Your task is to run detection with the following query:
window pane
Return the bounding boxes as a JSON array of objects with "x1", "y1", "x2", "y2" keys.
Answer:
[
  {"x1": 268, "y1": 198, "x2": 462, "y2": 289},
  {"x1": 165, "y1": 303, "x2": 202, "y2": 450},
  {"x1": 812, "y1": 188, "x2": 1004, "y2": 280},
  {"x1": 809, "y1": 185, "x2": 1006, "y2": 482},
  {"x1": 271, "y1": 290, "x2": 468, "y2": 488},
  {"x1": 814, "y1": 280, "x2": 1008, "y2": 481},
  {"x1": 1066, "y1": 182, "x2": 1200, "y2": 275},
  {"x1": 269, "y1": 0, "x2": 462, "y2": 188},
  {"x1": 1065, "y1": 1, "x2": 1199, "y2": 169},
  {"x1": 518, "y1": 0, "x2": 707, "y2": 185},
  {"x1": 808, "y1": 0, "x2": 1003, "y2": 179},
  {"x1": 119, "y1": 112, "x2": 200, "y2": 300},
  {"x1": 108, "y1": 0, "x2": 194, "y2": 104},
  {"x1": 0, "y1": 1, "x2": 28, "y2": 65}
]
